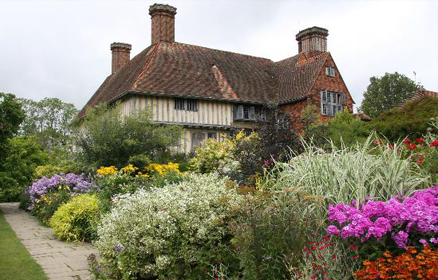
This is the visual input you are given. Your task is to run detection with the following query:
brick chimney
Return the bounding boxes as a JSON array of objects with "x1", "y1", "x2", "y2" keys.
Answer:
[
  {"x1": 296, "y1": 27, "x2": 329, "y2": 57},
  {"x1": 149, "y1": 3, "x2": 177, "y2": 44},
  {"x1": 111, "y1": 42, "x2": 131, "y2": 74}
]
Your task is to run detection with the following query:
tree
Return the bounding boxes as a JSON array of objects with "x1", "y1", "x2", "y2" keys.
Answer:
[
  {"x1": 300, "y1": 104, "x2": 320, "y2": 131},
  {"x1": 73, "y1": 104, "x2": 182, "y2": 168},
  {"x1": 19, "y1": 97, "x2": 78, "y2": 151},
  {"x1": 234, "y1": 105, "x2": 303, "y2": 180},
  {"x1": 0, "y1": 92, "x2": 25, "y2": 159},
  {"x1": 0, "y1": 136, "x2": 48, "y2": 202},
  {"x1": 360, "y1": 72, "x2": 420, "y2": 118}
]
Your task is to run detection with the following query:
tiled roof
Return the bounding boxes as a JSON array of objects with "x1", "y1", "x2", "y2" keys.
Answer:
[
  {"x1": 78, "y1": 42, "x2": 329, "y2": 118},
  {"x1": 400, "y1": 88, "x2": 438, "y2": 108},
  {"x1": 274, "y1": 52, "x2": 329, "y2": 104}
]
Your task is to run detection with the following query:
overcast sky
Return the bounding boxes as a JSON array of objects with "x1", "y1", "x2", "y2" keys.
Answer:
[{"x1": 1, "y1": 0, "x2": 437, "y2": 111}]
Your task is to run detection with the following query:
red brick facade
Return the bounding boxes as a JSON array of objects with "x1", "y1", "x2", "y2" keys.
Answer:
[
  {"x1": 111, "y1": 43, "x2": 132, "y2": 74},
  {"x1": 280, "y1": 53, "x2": 354, "y2": 131},
  {"x1": 149, "y1": 4, "x2": 177, "y2": 44}
]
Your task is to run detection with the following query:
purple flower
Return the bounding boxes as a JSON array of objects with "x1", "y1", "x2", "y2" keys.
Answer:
[
  {"x1": 326, "y1": 184, "x2": 438, "y2": 248},
  {"x1": 27, "y1": 173, "x2": 94, "y2": 205},
  {"x1": 419, "y1": 239, "x2": 428, "y2": 246},
  {"x1": 114, "y1": 245, "x2": 123, "y2": 252},
  {"x1": 327, "y1": 225, "x2": 340, "y2": 235}
]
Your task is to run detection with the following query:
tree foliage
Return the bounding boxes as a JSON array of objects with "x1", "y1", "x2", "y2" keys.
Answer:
[
  {"x1": 73, "y1": 104, "x2": 182, "y2": 168},
  {"x1": 0, "y1": 137, "x2": 48, "y2": 202},
  {"x1": 305, "y1": 109, "x2": 369, "y2": 148},
  {"x1": 235, "y1": 106, "x2": 303, "y2": 180},
  {"x1": 360, "y1": 72, "x2": 420, "y2": 118},
  {"x1": 0, "y1": 92, "x2": 25, "y2": 158},
  {"x1": 19, "y1": 97, "x2": 78, "y2": 151},
  {"x1": 368, "y1": 95, "x2": 438, "y2": 141}
]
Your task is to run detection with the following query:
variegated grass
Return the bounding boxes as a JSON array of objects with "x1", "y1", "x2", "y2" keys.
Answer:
[{"x1": 265, "y1": 135, "x2": 430, "y2": 229}]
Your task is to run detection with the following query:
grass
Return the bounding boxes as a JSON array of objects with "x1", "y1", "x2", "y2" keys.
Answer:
[{"x1": 0, "y1": 209, "x2": 48, "y2": 280}]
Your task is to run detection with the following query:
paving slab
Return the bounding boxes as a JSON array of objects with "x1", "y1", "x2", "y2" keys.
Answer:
[{"x1": 0, "y1": 203, "x2": 98, "y2": 280}]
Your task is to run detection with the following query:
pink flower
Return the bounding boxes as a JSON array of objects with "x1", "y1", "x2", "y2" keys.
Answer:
[{"x1": 407, "y1": 144, "x2": 417, "y2": 150}]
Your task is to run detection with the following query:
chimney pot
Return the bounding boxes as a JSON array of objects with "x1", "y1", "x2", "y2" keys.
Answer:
[
  {"x1": 296, "y1": 26, "x2": 328, "y2": 57},
  {"x1": 110, "y1": 42, "x2": 132, "y2": 74},
  {"x1": 149, "y1": 3, "x2": 177, "y2": 44}
]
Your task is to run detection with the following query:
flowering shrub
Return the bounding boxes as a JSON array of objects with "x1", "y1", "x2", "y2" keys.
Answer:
[
  {"x1": 327, "y1": 185, "x2": 438, "y2": 246},
  {"x1": 144, "y1": 162, "x2": 180, "y2": 176},
  {"x1": 94, "y1": 173, "x2": 242, "y2": 280},
  {"x1": 28, "y1": 173, "x2": 93, "y2": 204},
  {"x1": 287, "y1": 236, "x2": 359, "y2": 280},
  {"x1": 50, "y1": 194, "x2": 101, "y2": 242},
  {"x1": 401, "y1": 119, "x2": 438, "y2": 182},
  {"x1": 327, "y1": 184, "x2": 438, "y2": 264},
  {"x1": 96, "y1": 166, "x2": 118, "y2": 176},
  {"x1": 355, "y1": 246, "x2": 438, "y2": 279},
  {"x1": 189, "y1": 131, "x2": 256, "y2": 175},
  {"x1": 26, "y1": 173, "x2": 93, "y2": 224}
]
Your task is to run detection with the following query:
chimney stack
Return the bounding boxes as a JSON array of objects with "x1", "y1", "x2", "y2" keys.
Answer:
[
  {"x1": 296, "y1": 27, "x2": 328, "y2": 57},
  {"x1": 149, "y1": 3, "x2": 177, "y2": 44},
  {"x1": 111, "y1": 42, "x2": 131, "y2": 74}
]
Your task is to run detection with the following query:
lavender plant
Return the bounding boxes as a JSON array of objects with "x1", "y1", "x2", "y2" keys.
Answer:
[{"x1": 26, "y1": 173, "x2": 93, "y2": 224}]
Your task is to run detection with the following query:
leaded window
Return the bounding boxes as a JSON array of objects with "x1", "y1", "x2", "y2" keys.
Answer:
[
  {"x1": 174, "y1": 98, "x2": 198, "y2": 111},
  {"x1": 321, "y1": 90, "x2": 346, "y2": 116}
]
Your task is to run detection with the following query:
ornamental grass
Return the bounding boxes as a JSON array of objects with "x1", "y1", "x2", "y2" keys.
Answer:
[{"x1": 266, "y1": 135, "x2": 430, "y2": 228}]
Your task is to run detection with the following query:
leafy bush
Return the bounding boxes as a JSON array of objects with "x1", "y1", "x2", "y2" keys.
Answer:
[
  {"x1": 94, "y1": 163, "x2": 186, "y2": 213},
  {"x1": 189, "y1": 135, "x2": 239, "y2": 174},
  {"x1": 50, "y1": 194, "x2": 101, "y2": 242},
  {"x1": 287, "y1": 236, "x2": 359, "y2": 280},
  {"x1": 267, "y1": 136, "x2": 430, "y2": 227},
  {"x1": 305, "y1": 109, "x2": 370, "y2": 149},
  {"x1": 231, "y1": 190, "x2": 314, "y2": 280},
  {"x1": 94, "y1": 173, "x2": 242, "y2": 280},
  {"x1": 368, "y1": 95, "x2": 438, "y2": 142},
  {"x1": 73, "y1": 104, "x2": 181, "y2": 168},
  {"x1": 0, "y1": 136, "x2": 47, "y2": 202}
]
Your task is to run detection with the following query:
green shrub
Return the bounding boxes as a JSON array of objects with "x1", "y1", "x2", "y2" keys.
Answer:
[
  {"x1": 0, "y1": 137, "x2": 48, "y2": 202},
  {"x1": 94, "y1": 174, "x2": 152, "y2": 213},
  {"x1": 266, "y1": 136, "x2": 430, "y2": 228},
  {"x1": 94, "y1": 173, "x2": 242, "y2": 280},
  {"x1": 32, "y1": 189, "x2": 71, "y2": 226},
  {"x1": 50, "y1": 194, "x2": 101, "y2": 242},
  {"x1": 73, "y1": 104, "x2": 181, "y2": 168},
  {"x1": 368, "y1": 95, "x2": 438, "y2": 142},
  {"x1": 231, "y1": 190, "x2": 314, "y2": 280}
]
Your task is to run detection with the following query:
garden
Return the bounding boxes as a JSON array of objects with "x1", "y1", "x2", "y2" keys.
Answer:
[{"x1": 1, "y1": 89, "x2": 437, "y2": 279}]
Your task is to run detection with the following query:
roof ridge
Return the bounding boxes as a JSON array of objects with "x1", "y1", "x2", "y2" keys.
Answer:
[
  {"x1": 131, "y1": 44, "x2": 161, "y2": 90},
  {"x1": 302, "y1": 52, "x2": 330, "y2": 97},
  {"x1": 173, "y1": 41, "x2": 274, "y2": 63}
]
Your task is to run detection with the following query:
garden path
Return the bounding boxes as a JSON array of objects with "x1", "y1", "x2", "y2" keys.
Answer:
[{"x1": 0, "y1": 203, "x2": 97, "y2": 280}]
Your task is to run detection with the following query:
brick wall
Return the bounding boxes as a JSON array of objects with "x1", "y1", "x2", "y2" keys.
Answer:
[{"x1": 280, "y1": 53, "x2": 354, "y2": 132}]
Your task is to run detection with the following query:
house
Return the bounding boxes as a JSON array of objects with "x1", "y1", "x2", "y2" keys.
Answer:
[
  {"x1": 78, "y1": 3, "x2": 354, "y2": 153},
  {"x1": 400, "y1": 88, "x2": 438, "y2": 108}
]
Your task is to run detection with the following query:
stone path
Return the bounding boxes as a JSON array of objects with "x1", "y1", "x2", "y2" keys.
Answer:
[{"x1": 0, "y1": 203, "x2": 97, "y2": 280}]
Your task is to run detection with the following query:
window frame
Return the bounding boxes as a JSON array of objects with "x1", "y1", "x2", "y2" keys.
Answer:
[
  {"x1": 320, "y1": 90, "x2": 346, "y2": 116},
  {"x1": 326, "y1": 66, "x2": 335, "y2": 77},
  {"x1": 174, "y1": 98, "x2": 198, "y2": 112}
]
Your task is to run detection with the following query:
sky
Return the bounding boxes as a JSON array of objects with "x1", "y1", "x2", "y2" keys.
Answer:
[{"x1": 0, "y1": 0, "x2": 437, "y2": 111}]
